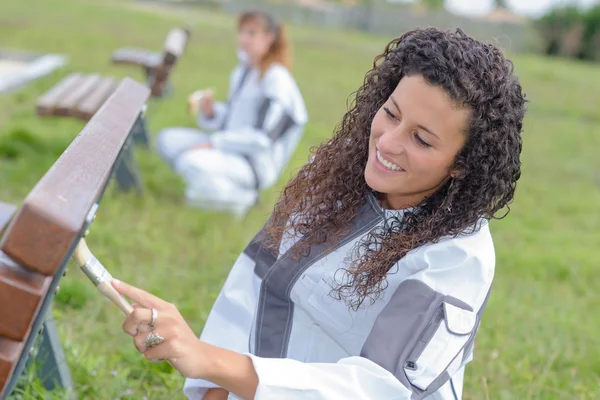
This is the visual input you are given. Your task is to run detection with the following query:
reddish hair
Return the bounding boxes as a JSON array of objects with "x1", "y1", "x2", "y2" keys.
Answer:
[{"x1": 238, "y1": 10, "x2": 291, "y2": 77}]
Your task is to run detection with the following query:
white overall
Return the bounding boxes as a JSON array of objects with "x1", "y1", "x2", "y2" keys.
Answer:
[{"x1": 156, "y1": 62, "x2": 307, "y2": 217}]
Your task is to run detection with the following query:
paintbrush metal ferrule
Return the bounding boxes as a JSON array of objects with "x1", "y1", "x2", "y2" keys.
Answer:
[{"x1": 80, "y1": 256, "x2": 113, "y2": 286}]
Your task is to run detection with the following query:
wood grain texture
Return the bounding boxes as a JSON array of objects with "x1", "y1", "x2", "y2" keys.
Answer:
[
  {"x1": 0, "y1": 337, "x2": 24, "y2": 392},
  {"x1": 1, "y1": 77, "x2": 150, "y2": 275},
  {"x1": 0, "y1": 257, "x2": 51, "y2": 341},
  {"x1": 56, "y1": 74, "x2": 103, "y2": 117},
  {"x1": 74, "y1": 76, "x2": 117, "y2": 121},
  {"x1": 36, "y1": 73, "x2": 83, "y2": 116}
]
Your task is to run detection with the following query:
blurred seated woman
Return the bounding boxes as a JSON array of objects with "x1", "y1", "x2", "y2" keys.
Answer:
[{"x1": 156, "y1": 10, "x2": 307, "y2": 217}]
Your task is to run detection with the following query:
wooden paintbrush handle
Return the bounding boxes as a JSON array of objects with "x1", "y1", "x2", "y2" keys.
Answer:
[
  {"x1": 72, "y1": 238, "x2": 133, "y2": 315},
  {"x1": 97, "y1": 280, "x2": 133, "y2": 315}
]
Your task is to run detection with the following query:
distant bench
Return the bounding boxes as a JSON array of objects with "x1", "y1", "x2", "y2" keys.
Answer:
[
  {"x1": 36, "y1": 73, "x2": 121, "y2": 121},
  {"x1": 111, "y1": 27, "x2": 191, "y2": 97},
  {"x1": 0, "y1": 78, "x2": 150, "y2": 399},
  {"x1": 34, "y1": 27, "x2": 191, "y2": 147}
]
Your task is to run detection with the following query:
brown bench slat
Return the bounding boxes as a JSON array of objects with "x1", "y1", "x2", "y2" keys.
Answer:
[
  {"x1": 0, "y1": 204, "x2": 31, "y2": 390},
  {"x1": 36, "y1": 73, "x2": 83, "y2": 117},
  {"x1": 56, "y1": 74, "x2": 103, "y2": 117},
  {"x1": 1, "y1": 77, "x2": 151, "y2": 276},
  {"x1": 0, "y1": 257, "x2": 51, "y2": 341},
  {"x1": 0, "y1": 337, "x2": 24, "y2": 390},
  {"x1": 75, "y1": 77, "x2": 118, "y2": 121}
]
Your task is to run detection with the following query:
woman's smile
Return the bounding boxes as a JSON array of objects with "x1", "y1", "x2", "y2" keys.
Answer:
[{"x1": 374, "y1": 144, "x2": 405, "y2": 173}]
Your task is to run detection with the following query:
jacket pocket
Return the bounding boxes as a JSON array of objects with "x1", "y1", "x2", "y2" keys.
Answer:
[
  {"x1": 403, "y1": 300, "x2": 477, "y2": 391},
  {"x1": 307, "y1": 278, "x2": 359, "y2": 335}
]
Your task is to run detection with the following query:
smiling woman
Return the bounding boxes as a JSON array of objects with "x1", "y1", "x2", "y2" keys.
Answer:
[
  {"x1": 366, "y1": 75, "x2": 471, "y2": 210},
  {"x1": 114, "y1": 27, "x2": 527, "y2": 400}
]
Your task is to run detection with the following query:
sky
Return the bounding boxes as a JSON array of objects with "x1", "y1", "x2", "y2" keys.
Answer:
[
  {"x1": 396, "y1": 0, "x2": 599, "y2": 17},
  {"x1": 447, "y1": 0, "x2": 598, "y2": 17}
]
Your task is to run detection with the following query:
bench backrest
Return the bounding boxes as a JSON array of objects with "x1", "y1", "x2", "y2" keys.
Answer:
[
  {"x1": 0, "y1": 77, "x2": 150, "y2": 398},
  {"x1": 149, "y1": 27, "x2": 191, "y2": 97}
]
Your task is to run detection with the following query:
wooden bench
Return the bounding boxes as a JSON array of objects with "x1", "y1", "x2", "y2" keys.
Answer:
[
  {"x1": 36, "y1": 73, "x2": 118, "y2": 121},
  {"x1": 35, "y1": 75, "x2": 150, "y2": 194},
  {"x1": 0, "y1": 78, "x2": 150, "y2": 399},
  {"x1": 111, "y1": 27, "x2": 191, "y2": 97},
  {"x1": 34, "y1": 28, "x2": 190, "y2": 150}
]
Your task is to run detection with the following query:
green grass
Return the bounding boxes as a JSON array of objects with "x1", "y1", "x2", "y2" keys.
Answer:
[{"x1": 0, "y1": 0, "x2": 598, "y2": 398}]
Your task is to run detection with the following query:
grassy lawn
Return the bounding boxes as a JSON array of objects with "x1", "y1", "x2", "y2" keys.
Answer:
[{"x1": 0, "y1": 0, "x2": 598, "y2": 398}]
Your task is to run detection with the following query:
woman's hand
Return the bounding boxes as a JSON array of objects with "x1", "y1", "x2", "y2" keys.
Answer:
[
  {"x1": 200, "y1": 90, "x2": 215, "y2": 118},
  {"x1": 112, "y1": 280, "x2": 258, "y2": 399},
  {"x1": 112, "y1": 279, "x2": 210, "y2": 379}
]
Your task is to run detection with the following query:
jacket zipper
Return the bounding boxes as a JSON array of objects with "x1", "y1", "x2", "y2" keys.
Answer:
[{"x1": 404, "y1": 304, "x2": 445, "y2": 371}]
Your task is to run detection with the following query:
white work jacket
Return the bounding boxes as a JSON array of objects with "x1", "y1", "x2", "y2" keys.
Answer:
[{"x1": 184, "y1": 193, "x2": 495, "y2": 399}]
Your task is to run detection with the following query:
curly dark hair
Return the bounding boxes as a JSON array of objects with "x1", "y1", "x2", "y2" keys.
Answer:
[{"x1": 265, "y1": 27, "x2": 527, "y2": 309}]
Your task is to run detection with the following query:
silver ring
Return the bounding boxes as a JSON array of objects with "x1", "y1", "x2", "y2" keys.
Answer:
[
  {"x1": 150, "y1": 308, "x2": 158, "y2": 328},
  {"x1": 144, "y1": 331, "x2": 165, "y2": 347}
]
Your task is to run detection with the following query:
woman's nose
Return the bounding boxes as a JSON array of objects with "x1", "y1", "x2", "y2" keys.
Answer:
[{"x1": 378, "y1": 125, "x2": 407, "y2": 155}]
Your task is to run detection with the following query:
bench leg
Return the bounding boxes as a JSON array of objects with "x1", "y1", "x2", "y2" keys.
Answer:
[
  {"x1": 131, "y1": 112, "x2": 150, "y2": 147},
  {"x1": 144, "y1": 67, "x2": 172, "y2": 98},
  {"x1": 30, "y1": 315, "x2": 76, "y2": 399},
  {"x1": 113, "y1": 138, "x2": 143, "y2": 195}
]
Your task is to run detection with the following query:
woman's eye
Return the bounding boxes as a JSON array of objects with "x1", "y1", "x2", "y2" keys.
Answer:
[
  {"x1": 383, "y1": 107, "x2": 397, "y2": 120},
  {"x1": 414, "y1": 132, "x2": 432, "y2": 148}
]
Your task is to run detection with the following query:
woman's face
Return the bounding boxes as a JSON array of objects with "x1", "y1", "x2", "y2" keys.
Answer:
[
  {"x1": 237, "y1": 19, "x2": 274, "y2": 64},
  {"x1": 365, "y1": 74, "x2": 471, "y2": 209}
]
